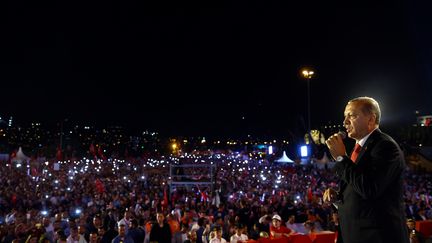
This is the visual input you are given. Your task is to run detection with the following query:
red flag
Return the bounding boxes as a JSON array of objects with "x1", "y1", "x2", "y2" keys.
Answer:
[
  {"x1": 201, "y1": 190, "x2": 208, "y2": 203},
  {"x1": 307, "y1": 187, "x2": 313, "y2": 202},
  {"x1": 56, "y1": 147, "x2": 63, "y2": 161},
  {"x1": 89, "y1": 144, "x2": 96, "y2": 156},
  {"x1": 11, "y1": 194, "x2": 17, "y2": 205},
  {"x1": 95, "y1": 179, "x2": 105, "y2": 193},
  {"x1": 311, "y1": 176, "x2": 317, "y2": 187},
  {"x1": 162, "y1": 187, "x2": 168, "y2": 208},
  {"x1": 425, "y1": 118, "x2": 431, "y2": 126},
  {"x1": 31, "y1": 167, "x2": 39, "y2": 177},
  {"x1": 97, "y1": 146, "x2": 106, "y2": 160},
  {"x1": 8, "y1": 150, "x2": 17, "y2": 163},
  {"x1": 197, "y1": 185, "x2": 208, "y2": 203}
]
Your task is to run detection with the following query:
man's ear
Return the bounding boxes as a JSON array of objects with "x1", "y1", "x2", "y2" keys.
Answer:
[{"x1": 368, "y1": 113, "x2": 377, "y2": 127}]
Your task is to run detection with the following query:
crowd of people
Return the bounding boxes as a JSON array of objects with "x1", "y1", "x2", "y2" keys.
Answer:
[{"x1": 0, "y1": 151, "x2": 430, "y2": 242}]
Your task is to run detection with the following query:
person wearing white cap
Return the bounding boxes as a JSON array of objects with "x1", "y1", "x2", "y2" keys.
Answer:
[
  {"x1": 270, "y1": 214, "x2": 293, "y2": 239},
  {"x1": 111, "y1": 221, "x2": 134, "y2": 243}
]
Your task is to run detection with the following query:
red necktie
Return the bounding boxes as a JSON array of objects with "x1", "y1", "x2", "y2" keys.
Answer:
[{"x1": 350, "y1": 143, "x2": 362, "y2": 163}]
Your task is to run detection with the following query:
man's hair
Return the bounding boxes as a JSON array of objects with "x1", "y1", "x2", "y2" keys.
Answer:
[
  {"x1": 212, "y1": 225, "x2": 222, "y2": 232},
  {"x1": 197, "y1": 217, "x2": 205, "y2": 227},
  {"x1": 349, "y1": 97, "x2": 381, "y2": 125},
  {"x1": 130, "y1": 219, "x2": 138, "y2": 228}
]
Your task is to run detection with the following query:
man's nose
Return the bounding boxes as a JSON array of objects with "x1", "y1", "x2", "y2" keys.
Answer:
[{"x1": 343, "y1": 117, "x2": 349, "y2": 125}]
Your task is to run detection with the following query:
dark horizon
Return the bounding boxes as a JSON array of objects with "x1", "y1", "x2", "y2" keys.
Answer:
[{"x1": 3, "y1": 0, "x2": 432, "y2": 138}]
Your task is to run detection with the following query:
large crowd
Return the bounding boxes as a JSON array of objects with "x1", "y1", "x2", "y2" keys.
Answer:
[{"x1": 0, "y1": 151, "x2": 431, "y2": 243}]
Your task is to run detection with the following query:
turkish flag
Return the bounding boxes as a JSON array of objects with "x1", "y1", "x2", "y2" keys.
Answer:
[
  {"x1": 97, "y1": 147, "x2": 106, "y2": 160},
  {"x1": 89, "y1": 144, "x2": 96, "y2": 156},
  {"x1": 307, "y1": 187, "x2": 313, "y2": 202},
  {"x1": 162, "y1": 187, "x2": 169, "y2": 208},
  {"x1": 95, "y1": 179, "x2": 105, "y2": 193},
  {"x1": 56, "y1": 147, "x2": 63, "y2": 161}
]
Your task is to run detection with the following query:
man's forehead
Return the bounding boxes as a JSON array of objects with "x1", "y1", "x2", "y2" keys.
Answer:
[{"x1": 344, "y1": 102, "x2": 361, "y2": 113}]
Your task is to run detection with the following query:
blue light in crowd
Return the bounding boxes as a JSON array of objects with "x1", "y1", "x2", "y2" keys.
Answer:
[
  {"x1": 268, "y1": 145, "x2": 273, "y2": 154},
  {"x1": 300, "y1": 145, "x2": 309, "y2": 157}
]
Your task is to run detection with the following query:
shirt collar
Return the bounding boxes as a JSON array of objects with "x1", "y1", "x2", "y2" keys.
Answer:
[{"x1": 357, "y1": 128, "x2": 377, "y2": 147}]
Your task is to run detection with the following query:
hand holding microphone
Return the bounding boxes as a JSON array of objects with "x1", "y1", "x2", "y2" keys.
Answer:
[
  {"x1": 325, "y1": 131, "x2": 347, "y2": 160},
  {"x1": 337, "y1": 131, "x2": 346, "y2": 139}
]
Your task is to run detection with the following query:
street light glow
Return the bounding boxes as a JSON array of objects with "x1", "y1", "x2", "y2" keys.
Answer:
[{"x1": 302, "y1": 69, "x2": 314, "y2": 79}]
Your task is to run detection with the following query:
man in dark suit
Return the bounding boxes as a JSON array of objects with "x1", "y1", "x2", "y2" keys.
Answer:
[{"x1": 324, "y1": 97, "x2": 409, "y2": 243}]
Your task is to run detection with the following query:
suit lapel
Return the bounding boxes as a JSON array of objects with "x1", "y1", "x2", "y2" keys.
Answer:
[
  {"x1": 338, "y1": 129, "x2": 381, "y2": 199},
  {"x1": 355, "y1": 129, "x2": 381, "y2": 166}
]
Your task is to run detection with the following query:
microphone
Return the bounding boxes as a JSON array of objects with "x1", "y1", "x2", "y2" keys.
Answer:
[{"x1": 338, "y1": 131, "x2": 346, "y2": 139}]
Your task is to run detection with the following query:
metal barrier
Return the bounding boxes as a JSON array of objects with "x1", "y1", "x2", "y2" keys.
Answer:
[{"x1": 169, "y1": 164, "x2": 216, "y2": 195}]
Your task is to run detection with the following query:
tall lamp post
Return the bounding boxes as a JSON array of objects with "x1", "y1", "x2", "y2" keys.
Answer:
[{"x1": 301, "y1": 68, "x2": 315, "y2": 133}]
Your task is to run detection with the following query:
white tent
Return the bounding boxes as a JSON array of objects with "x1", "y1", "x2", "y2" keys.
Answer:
[
  {"x1": 275, "y1": 151, "x2": 294, "y2": 163},
  {"x1": 11, "y1": 147, "x2": 30, "y2": 163}
]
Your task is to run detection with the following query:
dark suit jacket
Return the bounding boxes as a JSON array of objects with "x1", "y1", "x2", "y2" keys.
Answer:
[{"x1": 333, "y1": 129, "x2": 409, "y2": 243}]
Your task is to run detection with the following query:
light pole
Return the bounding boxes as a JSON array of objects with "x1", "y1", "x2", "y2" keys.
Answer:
[{"x1": 301, "y1": 68, "x2": 314, "y2": 133}]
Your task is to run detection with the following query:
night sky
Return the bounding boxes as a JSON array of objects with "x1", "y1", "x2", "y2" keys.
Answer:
[{"x1": 2, "y1": 0, "x2": 432, "y2": 137}]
